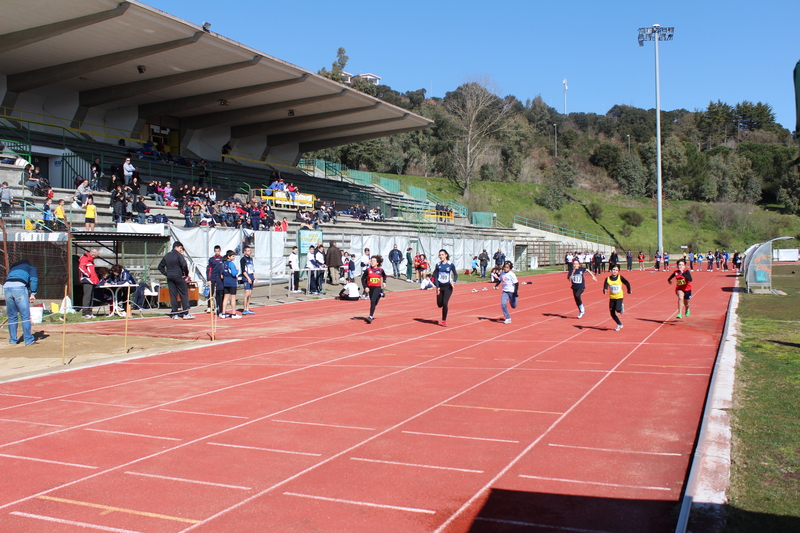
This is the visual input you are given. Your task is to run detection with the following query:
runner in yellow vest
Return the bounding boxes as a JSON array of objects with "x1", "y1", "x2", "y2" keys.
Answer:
[{"x1": 602, "y1": 265, "x2": 631, "y2": 331}]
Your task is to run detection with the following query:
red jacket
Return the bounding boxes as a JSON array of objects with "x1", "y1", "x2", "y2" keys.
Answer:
[{"x1": 78, "y1": 252, "x2": 99, "y2": 284}]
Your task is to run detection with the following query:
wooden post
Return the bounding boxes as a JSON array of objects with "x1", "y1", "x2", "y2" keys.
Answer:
[
  {"x1": 210, "y1": 290, "x2": 216, "y2": 341},
  {"x1": 0, "y1": 219, "x2": 9, "y2": 275},
  {"x1": 61, "y1": 285, "x2": 67, "y2": 365},
  {"x1": 124, "y1": 301, "x2": 130, "y2": 352}
]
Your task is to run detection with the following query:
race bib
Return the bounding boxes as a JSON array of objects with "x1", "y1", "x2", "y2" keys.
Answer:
[
  {"x1": 571, "y1": 274, "x2": 583, "y2": 284},
  {"x1": 610, "y1": 284, "x2": 622, "y2": 294},
  {"x1": 369, "y1": 276, "x2": 381, "y2": 285},
  {"x1": 438, "y1": 271, "x2": 450, "y2": 283},
  {"x1": 677, "y1": 278, "x2": 686, "y2": 286}
]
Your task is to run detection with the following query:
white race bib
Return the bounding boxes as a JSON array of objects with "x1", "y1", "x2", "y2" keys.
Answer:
[{"x1": 610, "y1": 284, "x2": 622, "y2": 293}]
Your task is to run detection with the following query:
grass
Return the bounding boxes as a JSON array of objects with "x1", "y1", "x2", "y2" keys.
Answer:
[
  {"x1": 380, "y1": 172, "x2": 800, "y2": 253},
  {"x1": 725, "y1": 265, "x2": 800, "y2": 531}
]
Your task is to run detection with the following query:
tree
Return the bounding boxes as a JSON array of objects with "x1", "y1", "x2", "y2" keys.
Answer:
[
  {"x1": 589, "y1": 142, "x2": 622, "y2": 175},
  {"x1": 639, "y1": 137, "x2": 687, "y2": 199},
  {"x1": 706, "y1": 151, "x2": 761, "y2": 203},
  {"x1": 318, "y1": 47, "x2": 349, "y2": 82},
  {"x1": 735, "y1": 101, "x2": 775, "y2": 132},
  {"x1": 615, "y1": 154, "x2": 647, "y2": 197},
  {"x1": 777, "y1": 165, "x2": 800, "y2": 215},
  {"x1": 442, "y1": 78, "x2": 512, "y2": 196},
  {"x1": 696, "y1": 100, "x2": 736, "y2": 149}
]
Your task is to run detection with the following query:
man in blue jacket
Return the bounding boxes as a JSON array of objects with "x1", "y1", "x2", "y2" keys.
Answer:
[{"x1": 3, "y1": 259, "x2": 38, "y2": 345}]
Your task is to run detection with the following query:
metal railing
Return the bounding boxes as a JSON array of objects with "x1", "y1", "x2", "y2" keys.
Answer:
[{"x1": 513, "y1": 215, "x2": 615, "y2": 246}]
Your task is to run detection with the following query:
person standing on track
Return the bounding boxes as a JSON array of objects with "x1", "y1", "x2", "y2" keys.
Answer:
[
  {"x1": 432, "y1": 249, "x2": 458, "y2": 327},
  {"x1": 361, "y1": 255, "x2": 386, "y2": 324},
  {"x1": 603, "y1": 264, "x2": 631, "y2": 331},
  {"x1": 569, "y1": 257, "x2": 597, "y2": 319},
  {"x1": 158, "y1": 241, "x2": 195, "y2": 320},
  {"x1": 638, "y1": 251, "x2": 645, "y2": 271},
  {"x1": 667, "y1": 259, "x2": 693, "y2": 319},
  {"x1": 219, "y1": 250, "x2": 241, "y2": 319},
  {"x1": 240, "y1": 245, "x2": 256, "y2": 315},
  {"x1": 499, "y1": 260, "x2": 519, "y2": 324}
]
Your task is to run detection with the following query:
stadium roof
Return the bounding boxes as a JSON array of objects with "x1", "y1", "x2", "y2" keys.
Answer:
[{"x1": 0, "y1": 0, "x2": 432, "y2": 155}]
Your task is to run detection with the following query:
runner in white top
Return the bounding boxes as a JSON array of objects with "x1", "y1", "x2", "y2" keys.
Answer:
[{"x1": 499, "y1": 260, "x2": 519, "y2": 324}]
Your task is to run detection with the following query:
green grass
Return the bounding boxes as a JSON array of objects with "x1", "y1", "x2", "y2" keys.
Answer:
[
  {"x1": 725, "y1": 265, "x2": 800, "y2": 531},
  {"x1": 380, "y1": 172, "x2": 800, "y2": 253}
]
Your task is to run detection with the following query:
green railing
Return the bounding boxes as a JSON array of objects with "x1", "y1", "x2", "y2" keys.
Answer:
[
  {"x1": 0, "y1": 137, "x2": 32, "y2": 164},
  {"x1": 407, "y1": 185, "x2": 427, "y2": 200},
  {"x1": 513, "y1": 215, "x2": 615, "y2": 246},
  {"x1": 427, "y1": 191, "x2": 467, "y2": 217},
  {"x1": 471, "y1": 212, "x2": 494, "y2": 227},
  {"x1": 61, "y1": 152, "x2": 93, "y2": 185}
]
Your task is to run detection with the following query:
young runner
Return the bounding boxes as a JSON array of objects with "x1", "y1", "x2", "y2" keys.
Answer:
[
  {"x1": 667, "y1": 259, "x2": 693, "y2": 319},
  {"x1": 220, "y1": 250, "x2": 241, "y2": 319},
  {"x1": 697, "y1": 252, "x2": 704, "y2": 271},
  {"x1": 707, "y1": 250, "x2": 714, "y2": 271},
  {"x1": 663, "y1": 251, "x2": 670, "y2": 270},
  {"x1": 638, "y1": 251, "x2": 645, "y2": 271},
  {"x1": 432, "y1": 249, "x2": 458, "y2": 327},
  {"x1": 568, "y1": 257, "x2": 597, "y2": 318},
  {"x1": 361, "y1": 255, "x2": 386, "y2": 324},
  {"x1": 653, "y1": 251, "x2": 661, "y2": 272},
  {"x1": 603, "y1": 264, "x2": 632, "y2": 331},
  {"x1": 240, "y1": 245, "x2": 256, "y2": 314},
  {"x1": 499, "y1": 260, "x2": 519, "y2": 324},
  {"x1": 287, "y1": 245, "x2": 300, "y2": 293}
]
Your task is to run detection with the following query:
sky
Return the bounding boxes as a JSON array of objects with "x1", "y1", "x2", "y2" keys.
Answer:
[{"x1": 147, "y1": 0, "x2": 800, "y2": 131}]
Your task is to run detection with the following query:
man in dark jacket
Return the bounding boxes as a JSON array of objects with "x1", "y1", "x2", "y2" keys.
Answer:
[
  {"x1": 478, "y1": 250, "x2": 490, "y2": 278},
  {"x1": 388, "y1": 244, "x2": 403, "y2": 278},
  {"x1": 493, "y1": 248, "x2": 505, "y2": 268},
  {"x1": 3, "y1": 259, "x2": 39, "y2": 345},
  {"x1": 158, "y1": 241, "x2": 194, "y2": 320},
  {"x1": 206, "y1": 245, "x2": 225, "y2": 313},
  {"x1": 325, "y1": 242, "x2": 343, "y2": 285}
]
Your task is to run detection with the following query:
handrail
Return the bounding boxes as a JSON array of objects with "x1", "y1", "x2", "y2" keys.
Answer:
[{"x1": 514, "y1": 215, "x2": 615, "y2": 246}]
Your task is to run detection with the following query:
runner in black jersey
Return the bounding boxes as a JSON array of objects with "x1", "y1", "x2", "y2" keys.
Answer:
[
  {"x1": 568, "y1": 257, "x2": 597, "y2": 319},
  {"x1": 432, "y1": 249, "x2": 458, "y2": 327}
]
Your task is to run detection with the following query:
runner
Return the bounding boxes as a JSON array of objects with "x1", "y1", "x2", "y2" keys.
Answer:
[
  {"x1": 569, "y1": 257, "x2": 597, "y2": 319},
  {"x1": 499, "y1": 260, "x2": 519, "y2": 324},
  {"x1": 653, "y1": 251, "x2": 661, "y2": 272},
  {"x1": 361, "y1": 255, "x2": 386, "y2": 324},
  {"x1": 603, "y1": 264, "x2": 632, "y2": 331},
  {"x1": 667, "y1": 259, "x2": 693, "y2": 319},
  {"x1": 240, "y1": 245, "x2": 256, "y2": 315},
  {"x1": 697, "y1": 252, "x2": 704, "y2": 272},
  {"x1": 638, "y1": 251, "x2": 645, "y2": 271},
  {"x1": 432, "y1": 249, "x2": 458, "y2": 327},
  {"x1": 663, "y1": 251, "x2": 670, "y2": 271}
]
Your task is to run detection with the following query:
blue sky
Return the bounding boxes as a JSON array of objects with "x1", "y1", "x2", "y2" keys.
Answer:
[{"x1": 148, "y1": 0, "x2": 799, "y2": 130}]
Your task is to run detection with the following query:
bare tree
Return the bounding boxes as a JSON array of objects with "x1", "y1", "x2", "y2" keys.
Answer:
[{"x1": 443, "y1": 77, "x2": 512, "y2": 196}]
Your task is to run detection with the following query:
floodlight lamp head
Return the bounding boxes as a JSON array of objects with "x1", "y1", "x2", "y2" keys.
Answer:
[{"x1": 202, "y1": 21, "x2": 211, "y2": 32}]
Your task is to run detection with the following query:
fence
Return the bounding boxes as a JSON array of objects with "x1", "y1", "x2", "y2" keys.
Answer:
[
  {"x1": 471, "y1": 212, "x2": 494, "y2": 228},
  {"x1": 0, "y1": 231, "x2": 69, "y2": 300},
  {"x1": 514, "y1": 215, "x2": 616, "y2": 247}
]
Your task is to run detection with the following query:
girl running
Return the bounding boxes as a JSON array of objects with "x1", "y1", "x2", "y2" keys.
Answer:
[
  {"x1": 499, "y1": 260, "x2": 519, "y2": 324},
  {"x1": 568, "y1": 257, "x2": 597, "y2": 319},
  {"x1": 667, "y1": 259, "x2": 693, "y2": 319},
  {"x1": 432, "y1": 249, "x2": 458, "y2": 327},
  {"x1": 361, "y1": 255, "x2": 386, "y2": 324},
  {"x1": 603, "y1": 265, "x2": 631, "y2": 331}
]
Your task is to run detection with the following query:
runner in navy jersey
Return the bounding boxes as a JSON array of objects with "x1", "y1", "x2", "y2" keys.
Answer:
[
  {"x1": 568, "y1": 257, "x2": 597, "y2": 318},
  {"x1": 432, "y1": 249, "x2": 458, "y2": 327}
]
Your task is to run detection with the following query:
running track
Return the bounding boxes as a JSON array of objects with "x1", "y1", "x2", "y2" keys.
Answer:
[{"x1": 0, "y1": 269, "x2": 734, "y2": 532}]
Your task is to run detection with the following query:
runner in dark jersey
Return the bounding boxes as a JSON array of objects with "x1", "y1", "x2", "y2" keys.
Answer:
[
  {"x1": 432, "y1": 249, "x2": 458, "y2": 327},
  {"x1": 568, "y1": 257, "x2": 597, "y2": 319},
  {"x1": 361, "y1": 255, "x2": 386, "y2": 324},
  {"x1": 667, "y1": 259, "x2": 693, "y2": 319}
]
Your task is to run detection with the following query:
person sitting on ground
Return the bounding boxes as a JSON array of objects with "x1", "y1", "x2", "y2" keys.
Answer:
[
  {"x1": 419, "y1": 273, "x2": 435, "y2": 290},
  {"x1": 337, "y1": 279, "x2": 361, "y2": 301},
  {"x1": 490, "y1": 266, "x2": 502, "y2": 288}
]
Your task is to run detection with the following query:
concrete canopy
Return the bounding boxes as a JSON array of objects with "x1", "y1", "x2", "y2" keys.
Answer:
[{"x1": 0, "y1": 0, "x2": 432, "y2": 164}]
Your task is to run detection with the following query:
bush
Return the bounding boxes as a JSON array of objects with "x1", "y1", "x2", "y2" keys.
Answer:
[
  {"x1": 686, "y1": 204, "x2": 706, "y2": 225},
  {"x1": 620, "y1": 223, "x2": 633, "y2": 237},
  {"x1": 716, "y1": 230, "x2": 734, "y2": 248},
  {"x1": 619, "y1": 210, "x2": 645, "y2": 227},
  {"x1": 587, "y1": 201, "x2": 604, "y2": 220}
]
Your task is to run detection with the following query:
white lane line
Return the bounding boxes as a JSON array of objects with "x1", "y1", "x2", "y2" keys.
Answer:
[
  {"x1": 475, "y1": 516, "x2": 613, "y2": 533},
  {"x1": 0, "y1": 453, "x2": 97, "y2": 469},
  {"x1": 0, "y1": 417, "x2": 63, "y2": 427},
  {"x1": 351, "y1": 457, "x2": 483, "y2": 474},
  {"x1": 83, "y1": 428, "x2": 181, "y2": 441},
  {"x1": 159, "y1": 409, "x2": 248, "y2": 419},
  {"x1": 124, "y1": 471, "x2": 251, "y2": 490},
  {"x1": 519, "y1": 474, "x2": 671, "y2": 491},
  {"x1": 402, "y1": 430, "x2": 518, "y2": 443},
  {"x1": 10, "y1": 512, "x2": 143, "y2": 533},
  {"x1": 273, "y1": 419, "x2": 375, "y2": 431},
  {"x1": 283, "y1": 492, "x2": 435, "y2": 514},
  {"x1": 548, "y1": 443, "x2": 682, "y2": 456},
  {"x1": 207, "y1": 442, "x2": 321, "y2": 457},
  {"x1": 60, "y1": 399, "x2": 140, "y2": 409},
  {"x1": 0, "y1": 393, "x2": 41, "y2": 399}
]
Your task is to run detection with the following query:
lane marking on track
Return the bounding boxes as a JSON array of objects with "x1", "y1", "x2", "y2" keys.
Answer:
[
  {"x1": 475, "y1": 516, "x2": 613, "y2": 533},
  {"x1": 60, "y1": 399, "x2": 140, "y2": 409},
  {"x1": 36, "y1": 495, "x2": 200, "y2": 524},
  {"x1": 519, "y1": 474, "x2": 671, "y2": 491},
  {"x1": 83, "y1": 428, "x2": 181, "y2": 441},
  {"x1": 453, "y1": 357, "x2": 474, "y2": 359},
  {"x1": 547, "y1": 443, "x2": 682, "y2": 456},
  {"x1": 493, "y1": 358, "x2": 515, "y2": 361},
  {"x1": 442, "y1": 404, "x2": 562, "y2": 415},
  {"x1": 627, "y1": 363, "x2": 708, "y2": 369},
  {"x1": 10, "y1": 512, "x2": 143, "y2": 533},
  {"x1": 282, "y1": 492, "x2": 436, "y2": 514},
  {"x1": 0, "y1": 453, "x2": 97, "y2": 469},
  {"x1": 207, "y1": 442, "x2": 321, "y2": 457},
  {"x1": 0, "y1": 417, "x2": 63, "y2": 427},
  {"x1": 350, "y1": 457, "x2": 483, "y2": 473},
  {"x1": 0, "y1": 393, "x2": 41, "y2": 399},
  {"x1": 158, "y1": 409, "x2": 249, "y2": 419},
  {"x1": 533, "y1": 360, "x2": 558, "y2": 362},
  {"x1": 124, "y1": 471, "x2": 251, "y2": 490},
  {"x1": 578, "y1": 362, "x2": 602, "y2": 364},
  {"x1": 272, "y1": 419, "x2": 375, "y2": 431},
  {"x1": 402, "y1": 431, "x2": 519, "y2": 443}
]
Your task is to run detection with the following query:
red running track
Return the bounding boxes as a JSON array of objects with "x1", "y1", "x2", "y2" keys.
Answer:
[{"x1": 0, "y1": 268, "x2": 734, "y2": 532}]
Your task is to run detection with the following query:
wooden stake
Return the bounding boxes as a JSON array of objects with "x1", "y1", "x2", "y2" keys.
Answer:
[
  {"x1": 124, "y1": 301, "x2": 131, "y2": 353},
  {"x1": 61, "y1": 285, "x2": 67, "y2": 365},
  {"x1": 210, "y1": 291, "x2": 216, "y2": 342}
]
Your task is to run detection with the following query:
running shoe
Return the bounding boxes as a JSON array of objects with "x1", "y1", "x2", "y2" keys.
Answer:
[
  {"x1": 182, "y1": 314, "x2": 195, "y2": 320},
  {"x1": 230, "y1": 314, "x2": 242, "y2": 319},
  {"x1": 504, "y1": 318, "x2": 512, "y2": 324},
  {"x1": 441, "y1": 320, "x2": 447, "y2": 327},
  {"x1": 218, "y1": 313, "x2": 229, "y2": 319},
  {"x1": 243, "y1": 310, "x2": 256, "y2": 315},
  {"x1": 83, "y1": 314, "x2": 95, "y2": 319},
  {"x1": 676, "y1": 314, "x2": 682, "y2": 319},
  {"x1": 686, "y1": 309, "x2": 691, "y2": 317},
  {"x1": 172, "y1": 315, "x2": 182, "y2": 320},
  {"x1": 615, "y1": 324, "x2": 623, "y2": 331},
  {"x1": 577, "y1": 311, "x2": 585, "y2": 319},
  {"x1": 367, "y1": 316, "x2": 373, "y2": 324},
  {"x1": 381, "y1": 292, "x2": 386, "y2": 298}
]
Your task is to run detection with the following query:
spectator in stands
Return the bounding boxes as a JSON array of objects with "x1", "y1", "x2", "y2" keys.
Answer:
[
  {"x1": 78, "y1": 249, "x2": 100, "y2": 319},
  {"x1": 191, "y1": 201, "x2": 202, "y2": 227},
  {"x1": 146, "y1": 180, "x2": 165, "y2": 205},
  {"x1": 163, "y1": 182, "x2": 174, "y2": 203},
  {"x1": 183, "y1": 201, "x2": 194, "y2": 227},
  {"x1": 90, "y1": 157, "x2": 103, "y2": 191},
  {"x1": 54, "y1": 199, "x2": 66, "y2": 230},
  {"x1": 326, "y1": 242, "x2": 343, "y2": 285},
  {"x1": 107, "y1": 173, "x2": 120, "y2": 192},
  {"x1": 287, "y1": 183, "x2": 298, "y2": 204},
  {"x1": 111, "y1": 185, "x2": 126, "y2": 223},
  {"x1": 23, "y1": 164, "x2": 39, "y2": 195},
  {"x1": 249, "y1": 200, "x2": 262, "y2": 230},
  {"x1": 75, "y1": 179, "x2": 92, "y2": 206},
  {"x1": 123, "y1": 157, "x2": 136, "y2": 185},
  {"x1": 263, "y1": 204, "x2": 275, "y2": 228},
  {"x1": 41, "y1": 198, "x2": 55, "y2": 230},
  {"x1": 280, "y1": 216, "x2": 288, "y2": 232},
  {"x1": 208, "y1": 188, "x2": 217, "y2": 204},
  {"x1": 133, "y1": 196, "x2": 149, "y2": 224},
  {"x1": 221, "y1": 141, "x2": 231, "y2": 162},
  {"x1": 84, "y1": 197, "x2": 97, "y2": 231},
  {"x1": 0, "y1": 182, "x2": 12, "y2": 217},
  {"x1": 130, "y1": 173, "x2": 142, "y2": 194}
]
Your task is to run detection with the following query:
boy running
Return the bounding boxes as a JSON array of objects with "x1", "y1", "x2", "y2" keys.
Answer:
[
  {"x1": 361, "y1": 255, "x2": 386, "y2": 324},
  {"x1": 568, "y1": 257, "x2": 597, "y2": 318},
  {"x1": 499, "y1": 260, "x2": 519, "y2": 324},
  {"x1": 667, "y1": 259, "x2": 693, "y2": 319},
  {"x1": 240, "y1": 245, "x2": 256, "y2": 315},
  {"x1": 603, "y1": 265, "x2": 631, "y2": 331}
]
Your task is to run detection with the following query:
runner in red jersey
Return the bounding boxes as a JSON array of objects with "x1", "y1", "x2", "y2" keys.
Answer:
[
  {"x1": 667, "y1": 259, "x2": 693, "y2": 319},
  {"x1": 361, "y1": 255, "x2": 387, "y2": 324}
]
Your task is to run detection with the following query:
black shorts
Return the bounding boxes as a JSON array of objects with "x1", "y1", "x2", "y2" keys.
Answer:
[
  {"x1": 609, "y1": 299, "x2": 624, "y2": 313},
  {"x1": 85, "y1": 218, "x2": 95, "y2": 223},
  {"x1": 678, "y1": 290, "x2": 692, "y2": 300},
  {"x1": 223, "y1": 286, "x2": 237, "y2": 295}
]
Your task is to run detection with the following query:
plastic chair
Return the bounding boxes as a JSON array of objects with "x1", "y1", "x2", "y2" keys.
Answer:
[{"x1": 143, "y1": 282, "x2": 160, "y2": 309}]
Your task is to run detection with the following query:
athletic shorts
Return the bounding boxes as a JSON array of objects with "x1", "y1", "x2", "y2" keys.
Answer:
[
  {"x1": 609, "y1": 299, "x2": 624, "y2": 313},
  {"x1": 678, "y1": 290, "x2": 692, "y2": 300},
  {"x1": 244, "y1": 282, "x2": 253, "y2": 290},
  {"x1": 223, "y1": 286, "x2": 237, "y2": 295},
  {"x1": 85, "y1": 218, "x2": 95, "y2": 223}
]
